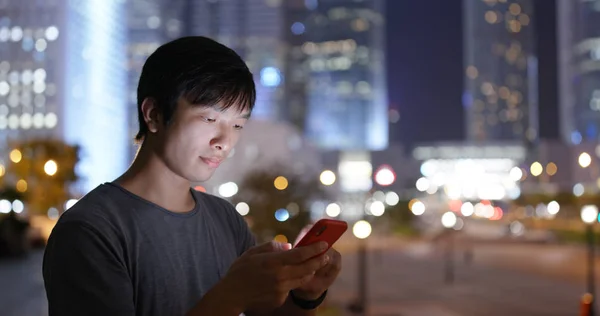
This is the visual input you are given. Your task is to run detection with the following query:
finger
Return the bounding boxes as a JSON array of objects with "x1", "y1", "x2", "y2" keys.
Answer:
[
  {"x1": 279, "y1": 241, "x2": 329, "y2": 265},
  {"x1": 286, "y1": 254, "x2": 329, "y2": 279},
  {"x1": 241, "y1": 241, "x2": 278, "y2": 257},
  {"x1": 286, "y1": 273, "x2": 316, "y2": 290},
  {"x1": 274, "y1": 242, "x2": 292, "y2": 251},
  {"x1": 316, "y1": 250, "x2": 341, "y2": 278}
]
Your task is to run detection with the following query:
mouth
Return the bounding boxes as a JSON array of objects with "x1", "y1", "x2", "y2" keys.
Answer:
[{"x1": 200, "y1": 156, "x2": 223, "y2": 168}]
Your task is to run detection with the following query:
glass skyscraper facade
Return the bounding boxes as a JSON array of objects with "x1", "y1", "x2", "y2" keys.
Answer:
[
  {"x1": 557, "y1": 0, "x2": 600, "y2": 144},
  {"x1": 300, "y1": 0, "x2": 388, "y2": 150},
  {"x1": 463, "y1": 0, "x2": 538, "y2": 144}
]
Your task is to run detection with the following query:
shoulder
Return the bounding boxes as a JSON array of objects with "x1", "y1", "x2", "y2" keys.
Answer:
[{"x1": 51, "y1": 184, "x2": 127, "y2": 243}]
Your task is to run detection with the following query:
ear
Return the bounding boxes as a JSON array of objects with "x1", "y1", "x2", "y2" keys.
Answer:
[{"x1": 140, "y1": 98, "x2": 162, "y2": 134}]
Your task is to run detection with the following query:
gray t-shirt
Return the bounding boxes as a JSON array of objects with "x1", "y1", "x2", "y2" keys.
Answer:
[{"x1": 43, "y1": 183, "x2": 255, "y2": 316}]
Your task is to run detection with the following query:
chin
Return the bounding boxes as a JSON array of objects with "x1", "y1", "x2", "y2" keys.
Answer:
[{"x1": 187, "y1": 170, "x2": 216, "y2": 183}]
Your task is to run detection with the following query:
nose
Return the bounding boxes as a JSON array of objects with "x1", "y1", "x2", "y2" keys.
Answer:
[{"x1": 210, "y1": 128, "x2": 231, "y2": 152}]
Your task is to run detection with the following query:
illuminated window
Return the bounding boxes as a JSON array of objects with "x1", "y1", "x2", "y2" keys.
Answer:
[
  {"x1": 466, "y1": 66, "x2": 478, "y2": 79},
  {"x1": 485, "y1": 11, "x2": 498, "y2": 24},
  {"x1": 351, "y1": 18, "x2": 369, "y2": 32},
  {"x1": 147, "y1": 16, "x2": 161, "y2": 29},
  {"x1": 508, "y1": 20, "x2": 521, "y2": 33},
  {"x1": 10, "y1": 26, "x2": 23, "y2": 42},
  {"x1": 35, "y1": 39, "x2": 47, "y2": 52},
  {"x1": 519, "y1": 14, "x2": 529, "y2": 26},
  {"x1": 45, "y1": 26, "x2": 59, "y2": 41},
  {"x1": 509, "y1": 3, "x2": 521, "y2": 15},
  {"x1": 44, "y1": 112, "x2": 57, "y2": 128}
]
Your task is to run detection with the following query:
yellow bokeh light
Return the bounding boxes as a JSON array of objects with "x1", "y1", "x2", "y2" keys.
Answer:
[
  {"x1": 10, "y1": 149, "x2": 22, "y2": 163},
  {"x1": 44, "y1": 159, "x2": 58, "y2": 176},
  {"x1": 546, "y1": 162, "x2": 558, "y2": 176},
  {"x1": 16, "y1": 179, "x2": 27, "y2": 192},
  {"x1": 274, "y1": 234, "x2": 288, "y2": 244},
  {"x1": 274, "y1": 176, "x2": 288, "y2": 190},
  {"x1": 530, "y1": 162, "x2": 543, "y2": 177},
  {"x1": 0, "y1": 164, "x2": 4, "y2": 177}
]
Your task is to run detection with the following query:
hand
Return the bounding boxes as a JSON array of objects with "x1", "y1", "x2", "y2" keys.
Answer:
[
  {"x1": 220, "y1": 240, "x2": 330, "y2": 313},
  {"x1": 292, "y1": 248, "x2": 342, "y2": 300}
]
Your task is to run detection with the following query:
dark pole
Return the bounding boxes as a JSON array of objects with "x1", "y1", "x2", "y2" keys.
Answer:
[
  {"x1": 445, "y1": 229, "x2": 454, "y2": 285},
  {"x1": 357, "y1": 238, "x2": 368, "y2": 315},
  {"x1": 587, "y1": 224, "x2": 596, "y2": 316}
]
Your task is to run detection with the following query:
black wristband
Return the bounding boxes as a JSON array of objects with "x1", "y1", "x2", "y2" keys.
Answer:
[{"x1": 289, "y1": 290, "x2": 328, "y2": 310}]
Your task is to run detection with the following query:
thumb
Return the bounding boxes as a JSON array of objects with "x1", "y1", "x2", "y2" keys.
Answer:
[{"x1": 273, "y1": 242, "x2": 292, "y2": 251}]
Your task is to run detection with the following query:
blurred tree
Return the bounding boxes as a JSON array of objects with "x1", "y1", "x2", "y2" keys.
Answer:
[
  {"x1": 2, "y1": 139, "x2": 80, "y2": 215},
  {"x1": 232, "y1": 166, "x2": 327, "y2": 244},
  {"x1": 372, "y1": 199, "x2": 418, "y2": 235}
]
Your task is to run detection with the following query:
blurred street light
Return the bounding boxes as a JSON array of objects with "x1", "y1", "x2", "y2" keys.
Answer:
[
  {"x1": 582, "y1": 205, "x2": 598, "y2": 224},
  {"x1": 44, "y1": 159, "x2": 58, "y2": 176},
  {"x1": 581, "y1": 204, "x2": 598, "y2": 316},
  {"x1": 9, "y1": 149, "x2": 22, "y2": 163},
  {"x1": 235, "y1": 202, "x2": 250, "y2": 216},
  {"x1": 325, "y1": 203, "x2": 341, "y2": 217},
  {"x1": 441, "y1": 211, "x2": 457, "y2": 285},
  {"x1": 530, "y1": 162, "x2": 543, "y2": 177},
  {"x1": 410, "y1": 200, "x2": 426, "y2": 216},
  {"x1": 352, "y1": 220, "x2": 372, "y2": 239},
  {"x1": 218, "y1": 182, "x2": 238, "y2": 198},
  {"x1": 369, "y1": 201, "x2": 385, "y2": 217},
  {"x1": 441, "y1": 211, "x2": 457, "y2": 228},
  {"x1": 274, "y1": 176, "x2": 288, "y2": 190},
  {"x1": 579, "y1": 152, "x2": 592, "y2": 168},
  {"x1": 384, "y1": 191, "x2": 399, "y2": 206},
  {"x1": 319, "y1": 170, "x2": 336, "y2": 186},
  {"x1": 350, "y1": 220, "x2": 372, "y2": 315},
  {"x1": 374, "y1": 165, "x2": 395, "y2": 186}
]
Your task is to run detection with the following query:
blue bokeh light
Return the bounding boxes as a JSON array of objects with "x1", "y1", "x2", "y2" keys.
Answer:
[
  {"x1": 275, "y1": 209, "x2": 290, "y2": 222},
  {"x1": 291, "y1": 22, "x2": 305, "y2": 35},
  {"x1": 260, "y1": 66, "x2": 282, "y2": 87}
]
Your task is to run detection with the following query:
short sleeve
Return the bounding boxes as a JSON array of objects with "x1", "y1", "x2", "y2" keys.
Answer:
[
  {"x1": 43, "y1": 220, "x2": 135, "y2": 316},
  {"x1": 235, "y1": 209, "x2": 256, "y2": 256}
]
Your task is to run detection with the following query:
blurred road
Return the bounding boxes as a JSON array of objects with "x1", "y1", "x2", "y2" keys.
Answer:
[
  {"x1": 0, "y1": 235, "x2": 596, "y2": 316},
  {"x1": 0, "y1": 251, "x2": 47, "y2": 316},
  {"x1": 330, "y1": 234, "x2": 595, "y2": 316}
]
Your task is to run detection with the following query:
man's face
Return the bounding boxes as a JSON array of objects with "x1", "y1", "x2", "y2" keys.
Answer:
[{"x1": 156, "y1": 98, "x2": 249, "y2": 183}]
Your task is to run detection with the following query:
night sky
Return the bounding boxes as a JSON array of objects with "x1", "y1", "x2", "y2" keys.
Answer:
[{"x1": 386, "y1": 0, "x2": 559, "y2": 147}]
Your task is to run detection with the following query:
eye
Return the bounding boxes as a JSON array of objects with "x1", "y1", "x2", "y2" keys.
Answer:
[
  {"x1": 233, "y1": 125, "x2": 244, "y2": 130},
  {"x1": 202, "y1": 117, "x2": 216, "y2": 123}
]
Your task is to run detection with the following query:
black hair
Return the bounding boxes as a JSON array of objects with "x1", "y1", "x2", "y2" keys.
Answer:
[{"x1": 135, "y1": 36, "x2": 256, "y2": 142}]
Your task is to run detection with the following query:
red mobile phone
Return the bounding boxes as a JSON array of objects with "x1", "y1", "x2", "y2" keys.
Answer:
[{"x1": 294, "y1": 219, "x2": 348, "y2": 251}]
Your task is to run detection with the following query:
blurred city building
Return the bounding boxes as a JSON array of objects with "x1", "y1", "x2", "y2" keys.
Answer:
[
  {"x1": 557, "y1": 0, "x2": 600, "y2": 145},
  {"x1": 463, "y1": 0, "x2": 538, "y2": 144},
  {"x1": 300, "y1": 0, "x2": 388, "y2": 151},
  {"x1": 126, "y1": 0, "x2": 186, "y2": 160},
  {"x1": 0, "y1": 0, "x2": 129, "y2": 193}
]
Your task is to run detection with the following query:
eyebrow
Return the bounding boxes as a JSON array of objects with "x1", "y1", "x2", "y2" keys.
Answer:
[{"x1": 238, "y1": 112, "x2": 252, "y2": 119}]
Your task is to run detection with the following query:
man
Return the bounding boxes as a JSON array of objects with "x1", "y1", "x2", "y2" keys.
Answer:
[{"x1": 43, "y1": 36, "x2": 342, "y2": 316}]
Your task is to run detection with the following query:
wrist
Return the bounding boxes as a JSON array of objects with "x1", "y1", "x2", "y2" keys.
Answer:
[{"x1": 290, "y1": 289, "x2": 326, "y2": 301}]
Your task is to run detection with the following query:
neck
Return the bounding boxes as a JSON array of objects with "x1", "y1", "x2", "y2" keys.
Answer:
[{"x1": 115, "y1": 143, "x2": 195, "y2": 213}]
